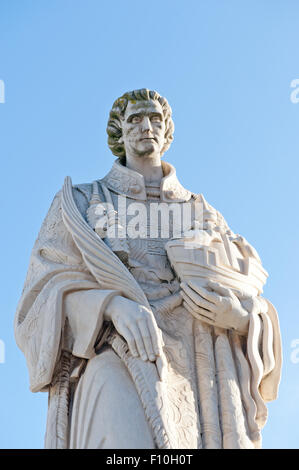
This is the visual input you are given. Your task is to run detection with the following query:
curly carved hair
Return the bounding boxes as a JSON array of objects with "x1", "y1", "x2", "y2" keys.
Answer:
[{"x1": 106, "y1": 88, "x2": 174, "y2": 160}]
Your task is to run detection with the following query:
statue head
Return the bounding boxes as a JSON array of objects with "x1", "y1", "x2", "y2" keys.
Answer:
[{"x1": 107, "y1": 88, "x2": 174, "y2": 163}]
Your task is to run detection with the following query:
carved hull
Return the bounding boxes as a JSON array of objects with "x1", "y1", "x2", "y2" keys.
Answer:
[{"x1": 166, "y1": 233, "x2": 268, "y2": 297}]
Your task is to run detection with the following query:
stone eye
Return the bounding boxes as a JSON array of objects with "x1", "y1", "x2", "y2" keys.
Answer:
[{"x1": 131, "y1": 116, "x2": 142, "y2": 124}]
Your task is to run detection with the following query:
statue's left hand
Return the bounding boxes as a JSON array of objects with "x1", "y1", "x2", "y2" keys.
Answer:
[{"x1": 180, "y1": 280, "x2": 258, "y2": 335}]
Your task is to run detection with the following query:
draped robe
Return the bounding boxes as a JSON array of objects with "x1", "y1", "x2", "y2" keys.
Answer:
[{"x1": 14, "y1": 159, "x2": 282, "y2": 449}]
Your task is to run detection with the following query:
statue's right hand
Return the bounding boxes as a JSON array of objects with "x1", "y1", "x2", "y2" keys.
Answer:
[{"x1": 104, "y1": 295, "x2": 166, "y2": 380}]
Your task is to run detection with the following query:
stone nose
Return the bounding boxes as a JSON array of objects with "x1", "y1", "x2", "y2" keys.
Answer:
[{"x1": 141, "y1": 116, "x2": 153, "y2": 132}]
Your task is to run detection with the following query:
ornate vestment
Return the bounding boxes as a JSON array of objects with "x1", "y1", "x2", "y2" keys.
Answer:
[{"x1": 14, "y1": 159, "x2": 282, "y2": 449}]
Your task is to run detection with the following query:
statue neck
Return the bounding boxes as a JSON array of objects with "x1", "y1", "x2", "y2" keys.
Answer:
[{"x1": 125, "y1": 154, "x2": 163, "y2": 185}]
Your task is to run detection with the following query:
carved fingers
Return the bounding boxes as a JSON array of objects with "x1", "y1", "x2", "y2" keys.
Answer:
[
  {"x1": 128, "y1": 321, "x2": 149, "y2": 361},
  {"x1": 136, "y1": 315, "x2": 157, "y2": 361},
  {"x1": 180, "y1": 280, "x2": 250, "y2": 335},
  {"x1": 136, "y1": 309, "x2": 167, "y2": 381},
  {"x1": 108, "y1": 296, "x2": 167, "y2": 380},
  {"x1": 180, "y1": 282, "x2": 216, "y2": 325}
]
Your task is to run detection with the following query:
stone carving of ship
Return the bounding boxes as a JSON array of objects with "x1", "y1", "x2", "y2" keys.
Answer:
[{"x1": 165, "y1": 196, "x2": 268, "y2": 297}]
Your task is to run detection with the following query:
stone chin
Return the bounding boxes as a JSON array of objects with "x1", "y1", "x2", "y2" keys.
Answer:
[{"x1": 133, "y1": 141, "x2": 161, "y2": 157}]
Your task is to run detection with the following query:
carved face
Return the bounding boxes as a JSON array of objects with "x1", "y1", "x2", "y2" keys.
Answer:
[{"x1": 120, "y1": 100, "x2": 166, "y2": 158}]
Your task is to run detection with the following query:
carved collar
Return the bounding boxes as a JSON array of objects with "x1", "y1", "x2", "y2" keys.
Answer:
[{"x1": 101, "y1": 159, "x2": 192, "y2": 202}]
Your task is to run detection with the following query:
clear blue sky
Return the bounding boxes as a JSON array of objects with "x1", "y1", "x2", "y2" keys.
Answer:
[{"x1": 0, "y1": 0, "x2": 298, "y2": 449}]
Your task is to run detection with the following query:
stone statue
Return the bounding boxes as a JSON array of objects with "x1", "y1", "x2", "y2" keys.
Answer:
[{"x1": 14, "y1": 88, "x2": 282, "y2": 449}]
